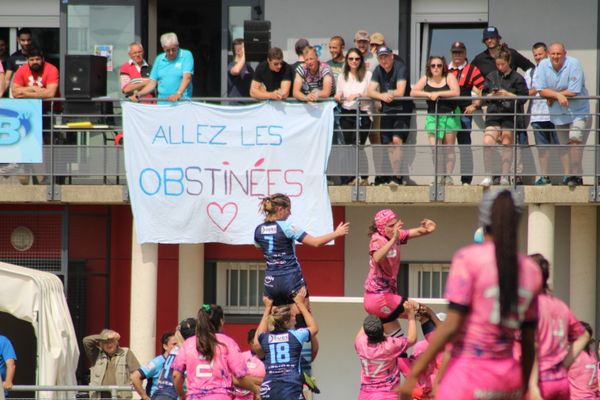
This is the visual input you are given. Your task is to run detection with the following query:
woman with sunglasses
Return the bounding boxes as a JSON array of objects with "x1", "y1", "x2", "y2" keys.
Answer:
[
  {"x1": 411, "y1": 56, "x2": 460, "y2": 185},
  {"x1": 334, "y1": 48, "x2": 373, "y2": 186}
]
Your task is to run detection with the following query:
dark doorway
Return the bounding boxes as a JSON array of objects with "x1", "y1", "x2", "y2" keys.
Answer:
[
  {"x1": 157, "y1": 0, "x2": 222, "y2": 96},
  {"x1": 0, "y1": 312, "x2": 36, "y2": 398}
]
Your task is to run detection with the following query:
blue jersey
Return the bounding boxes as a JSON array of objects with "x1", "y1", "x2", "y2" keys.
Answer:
[
  {"x1": 259, "y1": 328, "x2": 310, "y2": 400},
  {"x1": 254, "y1": 220, "x2": 307, "y2": 275},
  {"x1": 152, "y1": 346, "x2": 179, "y2": 400},
  {"x1": 139, "y1": 355, "x2": 166, "y2": 396}
]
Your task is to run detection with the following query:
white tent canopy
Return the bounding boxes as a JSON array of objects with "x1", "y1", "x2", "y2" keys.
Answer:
[{"x1": 0, "y1": 261, "x2": 79, "y2": 398}]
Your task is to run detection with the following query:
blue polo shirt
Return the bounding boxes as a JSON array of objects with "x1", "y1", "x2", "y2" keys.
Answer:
[
  {"x1": 0, "y1": 335, "x2": 16, "y2": 392},
  {"x1": 533, "y1": 56, "x2": 589, "y2": 125},
  {"x1": 150, "y1": 48, "x2": 194, "y2": 102}
]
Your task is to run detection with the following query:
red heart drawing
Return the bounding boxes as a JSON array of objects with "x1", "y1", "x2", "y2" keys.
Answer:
[{"x1": 206, "y1": 202, "x2": 238, "y2": 232}]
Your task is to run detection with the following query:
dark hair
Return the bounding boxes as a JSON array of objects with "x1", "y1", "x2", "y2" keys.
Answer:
[
  {"x1": 27, "y1": 46, "x2": 43, "y2": 59},
  {"x1": 426, "y1": 55, "x2": 449, "y2": 78},
  {"x1": 160, "y1": 331, "x2": 175, "y2": 346},
  {"x1": 18, "y1": 28, "x2": 32, "y2": 37},
  {"x1": 178, "y1": 317, "x2": 197, "y2": 339},
  {"x1": 232, "y1": 38, "x2": 244, "y2": 52},
  {"x1": 580, "y1": 321, "x2": 594, "y2": 354},
  {"x1": 343, "y1": 48, "x2": 366, "y2": 82},
  {"x1": 259, "y1": 193, "x2": 291, "y2": 222},
  {"x1": 532, "y1": 42, "x2": 547, "y2": 51},
  {"x1": 490, "y1": 191, "x2": 519, "y2": 320},
  {"x1": 330, "y1": 35, "x2": 345, "y2": 47},
  {"x1": 267, "y1": 47, "x2": 283, "y2": 61},
  {"x1": 495, "y1": 44, "x2": 512, "y2": 65},
  {"x1": 529, "y1": 253, "x2": 550, "y2": 293},
  {"x1": 195, "y1": 304, "x2": 223, "y2": 361},
  {"x1": 270, "y1": 305, "x2": 292, "y2": 331},
  {"x1": 363, "y1": 315, "x2": 385, "y2": 344},
  {"x1": 246, "y1": 328, "x2": 257, "y2": 344}
]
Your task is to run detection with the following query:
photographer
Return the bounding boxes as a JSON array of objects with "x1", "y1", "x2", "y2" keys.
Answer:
[{"x1": 480, "y1": 44, "x2": 528, "y2": 187}]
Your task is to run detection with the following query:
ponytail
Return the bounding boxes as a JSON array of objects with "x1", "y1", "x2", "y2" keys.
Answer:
[
  {"x1": 195, "y1": 304, "x2": 223, "y2": 361},
  {"x1": 270, "y1": 305, "x2": 292, "y2": 331},
  {"x1": 579, "y1": 321, "x2": 593, "y2": 355},
  {"x1": 490, "y1": 191, "x2": 519, "y2": 320},
  {"x1": 259, "y1": 193, "x2": 291, "y2": 222}
]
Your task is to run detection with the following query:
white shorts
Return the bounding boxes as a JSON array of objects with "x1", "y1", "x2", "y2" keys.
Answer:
[{"x1": 555, "y1": 118, "x2": 590, "y2": 144}]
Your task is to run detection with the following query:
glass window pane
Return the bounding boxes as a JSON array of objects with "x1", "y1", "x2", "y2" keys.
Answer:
[
  {"x1": 240, "y1": 269, "x2": 248, "y2": 306},
  {"x1": 442, "y1": 271, "x2": 448, "y2": 295},
  {"x1": 230, "y1": 269, "x2": 238, "y2": 306},
  {"x1": 228, "y1": 6, "x2": 251, "y2": 47},
  {"x1": 428, "y1": 24, "x2": 487, "y2": 61},
  {"x1": 67, "y1": 5, "x2": 135, "y2": 97},
  {"x1": 432, "y1": 271, "x2": 440, "y2": 298},
  {"x1": 249, "y1": 269, "x2": 258, "y2": 307},
  {"x1": 422, "y1": 271, "x2": 431, "y2": 298}
]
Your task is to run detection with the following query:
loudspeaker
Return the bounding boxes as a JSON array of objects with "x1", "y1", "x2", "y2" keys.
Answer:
[
  {"x1": 244, "y1": 20, "x2": 271, "y2": 62},
  {"x1": 65, "y1": 55, "x2": 107, "y2": 99}
]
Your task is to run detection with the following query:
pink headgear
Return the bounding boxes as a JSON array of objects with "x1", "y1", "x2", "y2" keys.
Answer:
[{"x1": 374, "y1": 209, "x2": 397, "y2": 236}]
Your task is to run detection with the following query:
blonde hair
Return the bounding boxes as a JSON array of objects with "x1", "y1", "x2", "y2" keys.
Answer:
[
  {"x1": 259, "y1": 193, "x2": 291, "y2": 222},
  {"x1": 270, "y1": 305, "x2": 292, "y2": 331}
]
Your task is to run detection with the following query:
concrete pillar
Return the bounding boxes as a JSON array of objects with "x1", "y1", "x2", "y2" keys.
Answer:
[
  {"x1": 178, "y1": 244, "x2": 204, "y2": 321},
  {"x1": 527, "y1": 204, "x2": 555, "y2": 285},
  {"x1": 570, "y1": 206, "x2": 597, "y2": 326},
  {"x1": 129, "y1": 225, "x2": 158, "y2": 365}
]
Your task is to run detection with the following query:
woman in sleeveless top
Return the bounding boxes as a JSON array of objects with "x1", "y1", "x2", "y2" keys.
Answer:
[{"x1": 411, "y1": 56, "x2": 460, "y2": 185}]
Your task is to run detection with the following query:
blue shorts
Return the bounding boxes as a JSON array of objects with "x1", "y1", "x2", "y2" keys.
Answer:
[
  {"x1": 264, "y1": 269, "x2": 306, "y2": 306},
  {"x1": 532, "y1": 121, "x2": 558, "y2": 145},
  {"x1": 260, "y1": 379, "x2": 303, "y2": 400}
]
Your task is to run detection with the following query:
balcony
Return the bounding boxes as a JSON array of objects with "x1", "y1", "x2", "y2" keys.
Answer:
[{"x1": 0, "y1": 97, "x2": 598, "y2": 205}]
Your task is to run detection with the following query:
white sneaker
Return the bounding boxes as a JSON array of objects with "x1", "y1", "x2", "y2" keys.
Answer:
[
  {"x1": 443, "y1": 176, "x2": 454, "y2": 186},
  {"x1": 499, "y1": 177, "x2": 510, "y2": 185},
  {"x1": 480, "y1": 176, "x2": 493, "y2": 187}
]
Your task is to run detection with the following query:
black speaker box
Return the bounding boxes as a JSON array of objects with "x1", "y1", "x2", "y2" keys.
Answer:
[
  {"x1": 65, "y1": 55, "x2": 107, "y2": 99},
  {"x1": 244, "y1": 20, "x2": 271, "y2": 62}
]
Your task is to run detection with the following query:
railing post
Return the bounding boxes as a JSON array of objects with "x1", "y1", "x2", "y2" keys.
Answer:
[
  {"x1": 111, "y1": 386, "x2": 118, "y2": 400},
  {"x1": 512, "y1": 97, "x2": 518, "y2": 188},
  {"x1": 49, "y1": 101, "x2": 56, "y2": 197}
]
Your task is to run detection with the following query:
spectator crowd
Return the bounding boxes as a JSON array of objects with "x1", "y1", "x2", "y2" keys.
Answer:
[{"x1": 0, "y1": 27, "x2": 593, "y2": 187}]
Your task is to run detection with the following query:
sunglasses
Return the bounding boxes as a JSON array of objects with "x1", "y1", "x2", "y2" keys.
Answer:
[
  {"x1": 347, "y1": 57, "x2": 361, "y2": 61},
  {"x1": 429, "y1": 63, "x2": 443, "y2": 68}
]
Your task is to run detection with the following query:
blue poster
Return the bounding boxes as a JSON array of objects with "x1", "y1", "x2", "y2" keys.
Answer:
[{"x1": 0, "y1": 99, "x2": 43, "y2": 163}]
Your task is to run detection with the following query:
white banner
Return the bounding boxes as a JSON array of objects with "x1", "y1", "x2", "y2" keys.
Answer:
[{"x1": 122, "y1": 101, "x2": 335, "y2": 244}]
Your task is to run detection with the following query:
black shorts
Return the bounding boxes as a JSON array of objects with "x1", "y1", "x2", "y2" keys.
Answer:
[
  {"x1": 264, "y1": 269, "x2": 306, "y2": 306},
  {"x1": 380, "y1": 114, "x2": 410, "y2": 144},
  {"x1": 485, "y1": 115, "x2": 516, "y2": 130}
]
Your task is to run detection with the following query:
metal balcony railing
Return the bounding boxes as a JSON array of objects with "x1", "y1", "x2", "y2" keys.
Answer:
[{"x1": 0, "y1": 96, "x2": 598, "y2": 201}]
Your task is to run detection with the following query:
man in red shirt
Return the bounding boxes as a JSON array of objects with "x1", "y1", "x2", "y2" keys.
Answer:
[
  {"x1": 11, "y1": 46, "x2": 61, "y2": 184},
  {"x1": 119, "y1": 42, "x2": 153, "y2": 98},
  {"x1": 12, "y1": 46, "x2": 60, "y2": 114}
]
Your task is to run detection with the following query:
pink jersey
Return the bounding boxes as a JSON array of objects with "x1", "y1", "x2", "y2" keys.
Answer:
[
  {"x1": 233, "y1": 351, "x2": 265, "y2": 400},
  {"x1": 536, "y1": 293, "x2": 585, "y2": 381},
  {"x1": 568, "y1": 350, "x2": 599, "y2": 399},
  {"x1": 172, "y1": 333, "x2": 248, "y2": 399},
  {"x1": 444, "y1": 242, "x2": 542, "y2": 359},
  {"x1": 355, "y1": 331, "x2": 408, "y2": 392},
  {"x1": 364, "y1": 231, "x2": 409, "y2": 294}
]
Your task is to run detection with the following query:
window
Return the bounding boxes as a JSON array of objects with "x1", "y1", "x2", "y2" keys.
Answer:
[
  {"x1": 409, "y1": 1, "x2": 488, "y2": 83},
  {"x1": 408, "y1": 263, "x2": 449, "y2": 299},
  {"x1": 216, "y1": 261, "x2": 265, "y2": 314}
]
